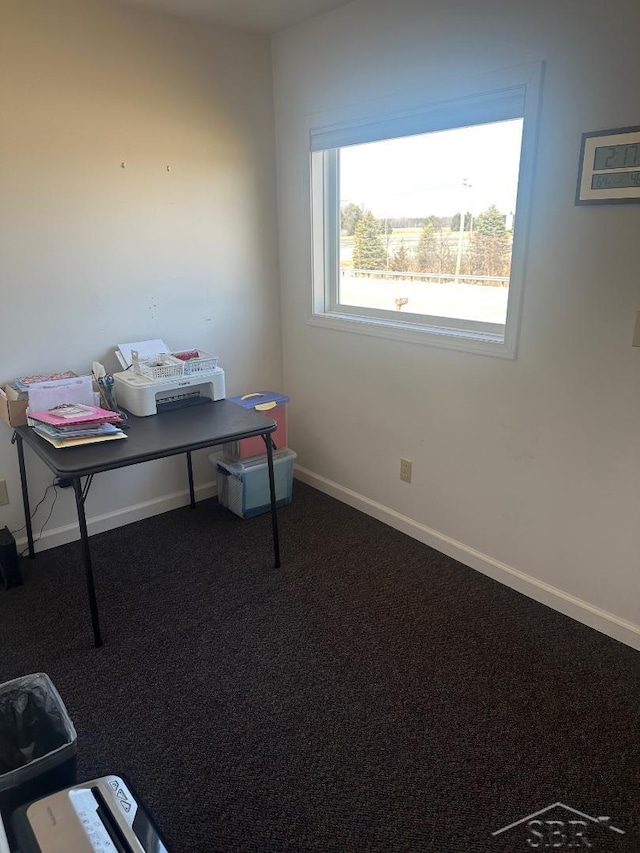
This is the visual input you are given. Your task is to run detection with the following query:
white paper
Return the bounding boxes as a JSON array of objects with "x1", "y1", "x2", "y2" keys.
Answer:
[
  {"x1": 27, "y1": 376, "x2": 94, "y2": 412},
  {"x1": 117, "y1": 339, "x2": 170, "y2": 368}
]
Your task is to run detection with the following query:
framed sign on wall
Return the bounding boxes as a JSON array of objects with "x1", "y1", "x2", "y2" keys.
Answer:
[{"x1": 575, "y1": 125, "x2": 640, "y2": 205}]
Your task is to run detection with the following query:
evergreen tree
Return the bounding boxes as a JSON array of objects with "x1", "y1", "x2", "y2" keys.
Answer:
[
  {"x1": 352, "y1": 211, "x2": 387, "y2": 270},
  {"x1": 470, "y1": 204, "x2": 510, "y2": 277},
  {"x1": 389, "y1": 239, "x2": 411, "y2": 272},
  {"x1": 414, "y1": 221, "x2": 453, "y2": 273},
  {"x1": 414, "y1": 221, "x2": 436, "y2": 271},
  {"x1": 474, "y1": 204, "x2": 506, "y2": 237},
  {"x1": 341, "y1": 203, "x2": 364, "y2": 236}
]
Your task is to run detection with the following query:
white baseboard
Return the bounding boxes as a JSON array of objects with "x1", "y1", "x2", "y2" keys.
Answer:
[
  {"x1": 15, "y1": 480, "x2": 217, "y2": 553},
  {"x1": 294, "y1": 466, "x2": 640, "y2": 652},
  {"x1": 16, "y1": 465, "x2": 639, "y2": 652}
]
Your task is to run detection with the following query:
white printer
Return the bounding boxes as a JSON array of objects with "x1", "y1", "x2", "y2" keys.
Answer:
[{"x1": 113, "y1": 341, "x2": 225, "y2": 417}]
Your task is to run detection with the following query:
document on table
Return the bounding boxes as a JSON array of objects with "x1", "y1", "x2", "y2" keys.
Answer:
[
  {"x1": 33, "y1": 431, "x2": 127, "y2": 449},
  {"x1": 27, "y1": 376, "x2": 94, "y2": 412},
  {"x1": 117, "y1": 339, "x2": 170, "y2": 368}
]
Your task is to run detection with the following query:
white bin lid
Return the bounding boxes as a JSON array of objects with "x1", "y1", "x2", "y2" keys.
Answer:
[{"x1": 213, "y1": 448, "x2": 296, "y2": 476}]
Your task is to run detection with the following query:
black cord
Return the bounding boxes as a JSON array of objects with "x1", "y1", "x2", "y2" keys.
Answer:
[
  {"x1": 31, "y1": 486, "x2": 59, "y2": 550},
  {"x1": 10, "y1": 481, "x2": 57, "y2": 538},
  {"x1": 11, "y1": 480, "x2": 60, "y2": 557}
]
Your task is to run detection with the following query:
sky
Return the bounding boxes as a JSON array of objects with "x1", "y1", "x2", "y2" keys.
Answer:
[{"x1": 339, "y1": 118, "x2": 524, "y2": 219}]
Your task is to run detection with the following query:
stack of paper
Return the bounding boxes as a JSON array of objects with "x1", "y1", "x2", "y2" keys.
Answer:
[
  {"x1": 27, "y1": 404, "x2": 127, "y2": 448},
  {"x1": 9, "y1": 373, "x2": 99, "y2": 413},
  {"x1": 12, "y1": 371, "x2": 77, "y2": 391}
]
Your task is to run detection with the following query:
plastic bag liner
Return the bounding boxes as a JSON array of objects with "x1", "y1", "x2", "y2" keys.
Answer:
[{"x1": 0, "y1": 673, "x2": 77, "y2": 789}]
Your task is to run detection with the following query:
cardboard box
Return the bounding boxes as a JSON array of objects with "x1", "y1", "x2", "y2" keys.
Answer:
[{"x1": 0, "y1": 384, "x2": 28, "y2": 428}]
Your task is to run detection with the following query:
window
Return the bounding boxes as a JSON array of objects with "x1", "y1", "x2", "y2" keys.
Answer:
[{"x1": 309, "y1": 64, "x2": 543, "y2": 358}]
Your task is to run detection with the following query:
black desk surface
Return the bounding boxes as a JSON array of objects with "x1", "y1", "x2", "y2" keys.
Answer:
[{"x1": 14, "y1": 399, "x2": 277, "y2": 479}]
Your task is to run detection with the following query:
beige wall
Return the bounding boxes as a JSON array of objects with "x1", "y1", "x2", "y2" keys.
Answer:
[
  {"x1": 0, "y1": 0, "x2": 281, "y2": 539},
  {"x1": 272, "y1": 0, "x2": 640, "y2": 647},
  {"x1": 2, "y1": 0, "x2": 638, "y2": 649}
]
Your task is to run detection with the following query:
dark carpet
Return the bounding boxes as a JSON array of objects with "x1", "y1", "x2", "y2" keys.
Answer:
[{"x1": 1, "y1": 481, "x2": 639, "y2": 852}]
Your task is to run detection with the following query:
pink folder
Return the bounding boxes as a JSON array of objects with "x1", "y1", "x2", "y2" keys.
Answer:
[{"x1": 28, "y1": 405, "x2": 123, "y2": 427}]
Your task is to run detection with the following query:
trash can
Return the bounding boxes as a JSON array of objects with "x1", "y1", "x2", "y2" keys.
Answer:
[{"x1": 0, "y1": 673, "x2": 77, "y2": 837}]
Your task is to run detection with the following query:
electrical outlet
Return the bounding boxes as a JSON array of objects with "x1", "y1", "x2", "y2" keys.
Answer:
[
  {"x1": 400, "y1": 458, "x2": 412, "y2": 483},
  {"x1": 0, "y1": 479, "x2": 8, "y2": 506}
]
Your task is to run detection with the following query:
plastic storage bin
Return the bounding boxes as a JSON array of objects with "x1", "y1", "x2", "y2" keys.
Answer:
[
  {"x1": 0, "y1": 673, "x2": 77, "y2": 840},
  {"x1": 214, "y1": 449, "x2": 296, "y2": 518},
  {"x1": 133, "y1": 351, "x2": 184, "y2": 381},
  {"x1": 224, "y1": 391, "x2": 289, "y2": 459},
  {"x1": 172, "y1": 349, "x2": 219, "y2": 375}
]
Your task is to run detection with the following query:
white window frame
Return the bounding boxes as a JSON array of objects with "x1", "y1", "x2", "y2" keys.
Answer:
[{"x1": 308, "y1": 63, "x2": 544, "y2": 359}]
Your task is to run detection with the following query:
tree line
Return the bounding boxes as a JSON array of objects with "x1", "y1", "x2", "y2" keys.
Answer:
[
  {"x1": 341, "y1": 205, "x2": 472, "y2": 234},
  {"x1": 341, "y1": 204, "x2": 513, "y2": 280}
]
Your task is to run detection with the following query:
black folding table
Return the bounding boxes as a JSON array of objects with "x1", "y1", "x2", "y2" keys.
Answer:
[{"x1": 12, "y1": 400, "x2": 280, "y2": 647}]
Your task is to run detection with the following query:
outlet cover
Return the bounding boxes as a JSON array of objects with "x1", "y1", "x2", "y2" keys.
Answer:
[
  {"x1": 0, "y1": 480, "x2": 8, "y2": 506},
  {"x1": 400, "y1": 458, "x2": 412, "y2": 483}
]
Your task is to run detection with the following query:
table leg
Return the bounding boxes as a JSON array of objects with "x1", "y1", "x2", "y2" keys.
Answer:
[
  {"x1": 72, "y1": 478, "x2": 103, "y2": 648},
  {"x1": 264, "y1": 436, "x2": 281, "y2": 568},
  {"x1": 14, "y1": 432, "x2": 35, "y2": 559},
  {"x1": 186, "y1": 451, "x2": 195, "y2": 508}
]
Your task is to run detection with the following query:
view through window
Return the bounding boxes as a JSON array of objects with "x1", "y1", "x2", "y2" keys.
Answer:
[{"x1": 338, "y1": 119, "x2": 524, "y2": 329}]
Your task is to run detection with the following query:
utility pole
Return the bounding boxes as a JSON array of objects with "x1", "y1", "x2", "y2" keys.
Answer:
[
  {"x1": 384, "y1": 215, "x2": 391, "y2": 270},
  {"x1": 455, "y1": 178, "x2": 470, "y2": 283}
]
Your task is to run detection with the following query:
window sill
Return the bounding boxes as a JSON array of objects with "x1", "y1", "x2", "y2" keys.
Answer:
[{"x1": 307, "y1": 310, "x2": 516, "y2": 359}]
